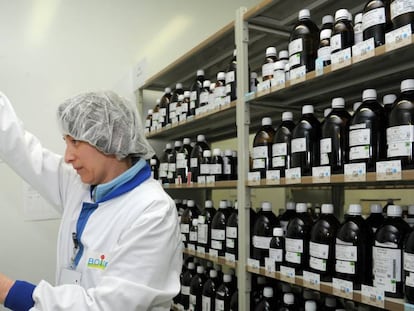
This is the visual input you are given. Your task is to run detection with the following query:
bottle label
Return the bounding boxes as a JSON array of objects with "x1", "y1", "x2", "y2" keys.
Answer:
[
  {"x1": 252, "y1": 158, "x2": 266, "y2": 169},
  {"x1": 336, "y1": 259, "x2": 356, "y2": 274},
  {"x1": 310, "y1": 241, "x2": 330, "y2": 259},
  {"x1": 190, "y1": 158, "x2": 198, "y2": 168},
  {"x1": 406, "y1": 272, "x2": 414, "y2": 287},
  {"x1": 181, "y1": 224, "x2": 190, "y2": 234},
  {"x1": 310, "y1": 256, "x2": 327, "y2": 272},
  {"x1": 197, "y1": 224, "x2": 208, "y2": 244},
  {"x1": 349, "y1": 125, "x2": 371, "y2": 160},
  {"x1": 387, "y1": 124, "x2": 414, "y2": 157},
  {"x1": 176, "y1": 153, "x2": 187, "y2": 169},
  {"x1": 226, "y1": 238, "x2": 235, "y2": 248},
  {"x1": 331, "y1": 33, "x2": 343, "y2": 52},
  {"x1": 262, "y1": 63, "x2": 275, "y2": 77},
  {"x1": 215, "y1": 299, "x2": 225, "y2": 311},
  {"x1": 285, "y1": 237, "x2": 304, "y2": 253},
  {"x1": 181, "y1": 285, "x2": 190, "y2": 295},
  {"x1": 391, "y1": 0, "x2": 414, "y2": 20},
  {"x1": 214, "y1": 86, "x2": 226, "y2": 98},
  {"x1": 189, "y1": 231, "x2": 197, "y2": 242},
  {"x1": 210, "y1": 164, "x2": 222, "y2": 175},
  {"x1": 223, "y1": 161, "x2": 232, "y2": 175},
  {"x1": 159, "y1": 163, "x2": 168, "y2": 178},
  {"x1": 190, "y1": 295, "x2": 197, "y2": 309},
  {"x1": 336, "y1": 241, "x2": 357, "y2": 261},
  {"x1": 252, "y1": 235, "x2": 272, "y2": 249},
  {"x1": 285, "y1": 251, "x2": 301, "y2": 264},
  {"x1": 291, "y1": 137, "x2": 307, "y2": 153},
  {"x1": 320, "y1": 138, "x2": 332, "y2": 165},
  {"x1": 349, "y1": 146, "x2": 370, "y2": 160},
  {"x1": 200, "y1": 163, "x2": 210, "y2": 175},
  {"x1": 211, "y1": 229, "x2": 225, "y2": 240},
  {"x1": 211, "y1": 240, "x2": 223, "y2": 250},
  {"x1": 159, "y1": 107, "x2": 167, "y2": 116},
  {"x1": 191, "y1": 91, "x2": 197, "y2": 101},
  {"x1": 404, "y1": 252, "x2": 414, "y2": 272},
  {"x1": 317, "y1": 46, "x2": 331, "y2": 61},
  {"x1": 273, "y1": 142, "x2": 287, "y2": 156},
  {"x1": 272, "y1": 156, "x2": 286, "y2": 168},
  {"x1": 253, "y1": 146, "x2": 269, "y2": 158},
  {"x1": 362, "y1": 7, "x2": 386, "y2": 31},
  {"x1": 202, "y1": 296, "x2": 211, "y2": 311},
  {"x1": 289, "y1": 54, "x2": 301, "y2": 67},
  {"x1": 289, "y1": 38, "x2": 303, "y2": 56},
  {"x1": 181, "y1": 103, "x2": 189, "y2": 113},
  {"x1": 373, "y1": 246, "x2": 401, "y2": 293},
  {"x1": 226, "y1": 227, "x2": 237, "y2": 238},
  {"x1": 269, "y1": 248, "x2": 283, "y2": 262}
]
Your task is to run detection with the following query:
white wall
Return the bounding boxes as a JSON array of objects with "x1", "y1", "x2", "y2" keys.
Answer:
[{"x1": 0, "y1": 0, "x2": 262, "y2": 302}]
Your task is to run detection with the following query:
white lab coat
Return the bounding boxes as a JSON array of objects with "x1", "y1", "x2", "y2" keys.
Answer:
[{"x1": 0, "y1": 93, "x2": 182, "y2": 310}]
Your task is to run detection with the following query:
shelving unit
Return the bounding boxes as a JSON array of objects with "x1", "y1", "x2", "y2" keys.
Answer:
[{"x1": 137, "y1": 1, "x2": 414, "y2": 310}]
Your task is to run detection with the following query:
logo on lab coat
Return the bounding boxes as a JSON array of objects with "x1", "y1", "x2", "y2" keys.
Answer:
[{"x1": 87, "y1": 253, "x2": 109, "y2": 270}]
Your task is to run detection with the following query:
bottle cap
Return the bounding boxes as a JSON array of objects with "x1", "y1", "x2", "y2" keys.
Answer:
[
  {"x1": 332, "y1": 97, "x2": 345, "y2": 108},
  {"x1": 232, "y1": 150, "x2": 237, "y2": 157},
  {"x1": 409, "y1": 205, "x2": 414, "y2": 215},
  {"x1": 262, "y1": 117, "x2": 272, "y2": 126},
  {"x1": 188, "y1": 262, "x2": 195, "y2": 269},
  {"x1": 164, "y1": 87, "x2": 171, "y2": 93},
  {"x1": 197, "y1": 265, "x2": 204, "y2": 274},
  {"x1": 335, "y1": 9, "x2": 349, "y2": 21},
  {"x1": 370, "y1": 203, "x2": 382, "y2": 214},
  {"x1": 265, "y1": 46, "x2": 277, "y2": 57},
  {"x1": 387, "y1": 205, "x2": 402, "y2": 217},
  {"x1": 209, "y1": 269, "x2": 217, "y2": 278},
  {"x1": 279, "y1": 50, "x2": 289, "y2": 59},
  {"x1": 210, "y1": 84, "x2": 215, "y2": 91},
  {"x1": 383, "y1": 94, "x2": 397, "y2": 106},
  {"x1": 324, "y1": 108, "x2": 332, "y2": 118},
  {"x1": 355, "y1": 12, "x2": 363, "y2": 24},
  {"x1": 362, "y1": 89, "x2": 377, "y2": 101},
  {"x1": 299, "y1": 9, "x2": 311, "y2": 20},
  {"x1": 305, "y1": 301, "x2": 317, "y2": 311},
  {"x1": 223, "y1": 274, "x2": 232, "y2": 282},
  {"x1": 251, "y1": 72, "x2": 258, "y2": 79},
  {"x1": 187, "y1": 200, "x2": 195, "y2": 207},
  {"x1": 184, "y1": 91, "x2": 191, "y2": 98},
  {"x1": 174, "y1": 140, "x2": 182, "y2": 148},
  {"x1": 348, "y1": 204, "x2": 362, "y2": 215},
  {"x1": 175, "y1": 83, "x2": 183, "y2": 90},
  {"x1": 197, "y1": 215, "x2": 205, "y2": 224},
  {"x1": 401, "y1": 79, "x2": 414, "y2": 92},
  {"x1": 296, "y1": 203, "x2": 307, "y2": 213},
  {"x1": 322, "y1": 14, "x2": 334, "y2": 25},
  {"x1": 205, "y1": 200, "x2": 213, "y2": 208},
  {"x1": 286, "y1": 201, "x2": 296, "y2": 210},
  {"x1": 192, "y1": 219, "x2": 198, "y2": 226},
  {"x1": 353, "y1": 102, "x2": 362, "y2": 111},
  {"x1": 197, "y1": 134, "x2": 206, "y2": 142},
  {"x1": 150, "y1": 158, "x2": 157, "y2": 165},
  {"x1": 302, "y1": 105, "x2": 314, "y2": 115},
  {"x1": 178, "y1": 94, "x2": 184, "y2": 101},
  {"x1": 224, "y1": 149, "x2": 233, "y2": 156},
  {"x1": 282, "y1": 111, "x2": 293, "y2": 121},
  {"x1": 273, "y1": 227, "x2": 284, "y2": 236},
  {"x1": 203, "y1": 80, "x2": 211, "y2": 88},
  {"x1": 183, "y1": 138, "x2": 191, "y2": 145},
  {"x1": 284, "y1": 293, "x2": 295, "y2": 304},
  {"x1": 148, "y1": 109, "x2": 153, "y2": 114},
  {"x1": 321, "y1": 203, "x2": 334, "y2": 214},
  {"x1": 263, "y1": 287, "x2": 274, "y2": 298},
  {"x1": 217, "y1": 72, "x2": 226, "y2": 80},
  {"x1": 213, "y1": 148, "x2": 222, "y2": 156},
  {"x1": 203, "y1": 150, "x2": 211, "y2": 157},
  {"x1": 262, "y1": 201, "x2": 272, "y2": 211},
  {"x1": 275, "y1": 61, "x2": 285, "y2": 71},
  {"x1": 197, "y1": 69, "x2": 205, "y2": 76},
  {"x1": 219, "y1": 200, "x2": 227, "y2": 209},
  {"x1": 320, "y1": 29, "x2": 332, "y2": 40},
  {"x1": 166, "y1": 143, "x2": 172, "y2": 149}
]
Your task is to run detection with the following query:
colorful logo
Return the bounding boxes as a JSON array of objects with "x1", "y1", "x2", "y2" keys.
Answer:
[{"x1": 87, "y1": 254, "x2": 109, "y2": 270}]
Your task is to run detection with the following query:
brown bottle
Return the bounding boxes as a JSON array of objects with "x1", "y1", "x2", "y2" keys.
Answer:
[
  {"x1": 252, "y1": 117, "x2": 276, "y2": 179},
  {"x1": 363, "y1": 0, "x2": 390, "y2": 46},
  {"x1": 331, "y1": 9, "x2": 354, "y2": 54},
  {"x1": 262, "y1": 47, "x2": 278, "y2": 81},
  {"x1": 391, "y1": 0, "x2": 414, "y2": 32},
  {"x1": 159, "y1": 87, "x2": 172, "y2": 127}
]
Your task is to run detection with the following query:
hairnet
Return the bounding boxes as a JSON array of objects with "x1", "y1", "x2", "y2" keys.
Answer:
[{"x1": 57, "y1": 91, "x2": 154, "y2": 160}]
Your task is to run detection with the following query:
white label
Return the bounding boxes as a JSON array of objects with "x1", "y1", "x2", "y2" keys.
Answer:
[
  {"x1": 189, "y1": 231, "x2": 197, "y2": 242},
  {"x1": 190, "y1": 158, "x2": 198, "y2": 168},
  {"x1": 285, "y1": 167, "x2": 301, "y2": 183},
  {"x1": 273, "y1": 142, "x2": 287, "y2": 156},
  {"x1": 336, "y1": 259, "x2": 356, "y2": 274},
  {"x1": 215, "y1": 299, "x2": 224, "y2": 311},
  {"x1": 289, "y1": 66, "x2": 306, "y2": 83},
  {"x1": 285, "y1": 251, "x2": 301, "y2": 264},
  {"x1": 352, "y1": 38, "x2": 375, "y2": 63},
  {"x1": 291, "y1": 137, "x2": 307, "y2": 153},
  {"x1": 391, "y1": 0, "x2": 414, "y2": 19},
  {"x1": 181, "y1": 285, "x2": 190, "y2": 295},
  {"x1": 404, "y1": 252, "x2": 414, "y2": 272},
  {"x1": 373, "y1": 246, "x2": 401, "y2": 292},
  {"x1": 331, "y1": 48, "x2": 352, "y2": 70},
  {"x1": 272, "y1": 156, "x2": 285, "y2": 168},
  {"x1": 262, "y1": 63, "x2": 275, "y2": 78},
  {"x1": 225, "y1": 71, "x2": 235, "y2": 84},
  {"x1": 303, "y1": 271, "x2": 321, "y2": 290},
  {"x1": 210, "y1": 164, "x2": 222, "y2": 175},
  {"x1": 269, "y1": 248, "x2": 283, "y2": 262},
  {"x1": 312, "y1": 166, "x2": 331, "y2": 182},
  {"x1": 248, "y1": 171, "x2": 261, "y2": 182},
  {"x1": 332, "y1": 278, "x2": 354, "y2": 299},
  {"x1": 211, "y1": 229, "x2": 225, "y2": 240},
  {"x1": 280, "y1": 265, "x2": 296, "y2": 279},
  {"x1": 349, "y1": 145, "x2": 370, "y2": 160},
  {"x1": 385, "y1": 24, "x2": 412, "y2": 51},
  {"x1": 265, "y1": 257, "x2": 276, "y2": 273},
  {"x1": 252, "y1": 158, "x2": 266, "y2": 169},
  {"x1": 202, "y1": 296, "x2": 211, "y2": 311},
  {"x1": 285, "y1": 238, "x2": 303, "y2": 253},
  {"x1": 317, "y1": 46, "x2": 331, "y2": 61},
  {"x1": 288, "y1": 38, "x2": 303, "y2": 56},
  {"x1": 310, "y1": 241, "x2": 329, "y2": 259},
  {"x1": 310, "y1": 256, "x2": 327, "y2": 272},
  {"x1": 225, "y1": 253, "x2": 236, "y2": 262},
  {"x1": 273, "y1": 70, "x2": 285, "y2": 87},
  {"x1": 226, "y1": 238, "x2": 235, "y2": 248},
  {"x1": 226, "y1": 227, "x2": 237, "y2": 238},
  {"x1": 344, "y1": 163, "x2": 367, "y2": 181},
  {"x1": 209, "y1": 249, "x2": 218, "y2": 258},
  {"x1": 336, "y1": 242, "x2": 357, "y2": 261},
  {"x1": 211, "y1": 240, "x2": 223, "y2": 251},
  {"x1": 331, "y1": 33, "x2": 342, "y2": 52},
  {"x1": 200, "y1": 163, "x2": 210, "y2": 175},
  {"x1": 361, "y1": 285, "x2": 385, "y2": 309},
  {"x1": 181, "y1": 224, "x2": 190, "y2": 234},
  {"x1": 253, "y1": 146, "x2": 269, "y2": 158},
  {"x1": 248, "y1": 258, "x2": 261, "y2": 269},
  {"x1": 266, "y1": 170, "x2": 280, "y2": 182},
  {"x1": 376, "y1": 160, "x2": 402, "y2": 180},
  {"x1": 252, "y1": 235, "x2": 272, "y2": 249},
  {"x1": 320, "y1": 138, "x2": 332, "y2": 154},
  {"x1": 362, "y1": 7, "x2": 386, "y2": 31},
  {"x1": 387, "y1": 124, "x2": 414, "y2": 157}
]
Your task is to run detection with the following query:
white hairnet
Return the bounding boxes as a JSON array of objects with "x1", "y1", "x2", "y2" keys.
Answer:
[{"x1": 57, "y1": 91, "x2": 154, "y2": 160}]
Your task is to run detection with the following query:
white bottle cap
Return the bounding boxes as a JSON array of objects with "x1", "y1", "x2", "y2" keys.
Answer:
[
  {"x1": 348, "y1": 204, "x2": 362, "y2": 215},
  {"x1": 202, "y1": 80, "x2": 211, "y2": 89},
  {"x1": 353, "y1": 102, "x2": 362, "y2": 111},
  {"x1": 197, "y1": 134, "x2": 206, "y2": 142},
  {"x1": 251, "y1": 72, "x2": 258, "y2": 79},
  {"x1": 409, "y1": 205, "x2": 414, "y2": 215},
  {"x1": 184, "y1": 91, "x2": 191, "y2": 98},
  {"x1": 322, "y1": 15, "x2": 334, "y2": 25},
  {"x1": 321, "y1": 203, "x2": 334, "y2": 214},
  {"x1": 286, "y1": 201, "x2": 296, "y2": 210},
  {"x1": 263, "y1": 287, "x2": 274, "y2": 298},
  {"x1": 223, "y1": 274, "x2": 232, "y2": 283},
  {"x1": 203, "y1": 150, "x2": 211, "y2": 157},
  {"x1": 324, "y1": 108, "x2": 332, "y2": 117},
  {"x1": 282, "y1": 111, "x2": 293, "y2": 121},
  {"x1": 383, "y1": 94, "x2": 397, "y2": 106},
  {"x1": 320, "y1": 29, "x2": 332, "y2": 40},
  {"x1": 209, "y1": 269, "x2": 217, "y2": 278},
  {"x1": 219, "y1": 200, "x2": 227, "y2": 209},
  {"x1": 166, "y1": 143, "x2": 172, "y2": 149},
  {"x1": 279, "y1": 50, "x2": 289, "y2": 59},
  {"x1": 401, "y1": 79, "x2": 414, "y2": 92},
  {"x1": 355, "y1": 12, "x2": 363, "y2": 24},
  {"x1": 232, "y1": 150, "x2": 237, "y2": 157},
  {"x1": 183, "y1": 138, "x2": 191, "y2": 145},
  {"x1": 299, "y1": 9, "x2": 311, "y2": 20},
  {"x1": 210, "y1": 84, "x2": 215, "y2": 91},
  {"x1": 296, "y1": 203, "x2": 307, "y2": 213},
  {"x1": 188, "y1": 262, "x2": 196, "y2": 270},
  {"x1": 148, "y1": 109, "x2": 153, "y2": 114},
  {"x1": 197, "y1": 265, "x2": 204, "y2": 274},
  {"x1": 174, "y1": 141, "x2": 182, "y2": 148},
  {"x1": 217, "y1": 72, "x2": 226, "y2": 80},
  {"x1": 275, "y1": 61, "x2": 285, "y2": 71},
  {"x1": 273, "y1": 227, "x2": 284, "y2": 236},
  {"x1": 165, "y1": 87, "x2": 171, "y2": 93},
  {"x1": 176, "y1": 83, "x2": 183, "y2": 89},
  {"x1": 262, "y1": 117, "x2": 272, "y2": 126},
  {"x1": 213, "y1": 148, "x2": 221, "y2": 156},
  {"x1": 205, "y1": 200, "x2": 213, "y2": 208},
  {"x1": 262, "y1": 201, "x2": 272, "y2": 211},
  {"x1": 305, "y1": 300, "x2": 317, "y2": 311},
  {"x1": 150, "y1": 158, "x2": 157, "y2": 165},
  {"x1": 284, "y1": 293, "x2": 295, "y2": 305},
  {"x1": 187, "y1": 200, "x2": 195, "y2": 207},
  {"x1": 335, "y1": 9, "x2": 349, "y2": 22},
  {"x1": 224, "y1": 149, "x2": 233, "y2": 156},
  {"x1": 370, "y1": 203, "x2": 382, "y2": 214},
  {"x1": 332, "y1": 97, "x2": 345, "y2": 108},
  {"x1": 178, "y1": 94, "x2": 184, "y2": 101},
  {"x1": 302, "y1": 105, "x2": 314, "y2": 114},
  {"x1": 362, "y1": 89, "x2": 377, "y2": 101},
  {"x1": 266, "y1": 46, "x2": 277, "y2": 57},
  {"x1": 197, "y1": 215, "x2": 205, "y2": 224},
  {"x1": 197, "y1": 69, "x2": 205, "y2": 76},
  {"x1": 387, "y1": 205, "x2": 402, "y2": 217},
  {"x1": 192, "y1": 219, "x2": 198, "y2": 226}
]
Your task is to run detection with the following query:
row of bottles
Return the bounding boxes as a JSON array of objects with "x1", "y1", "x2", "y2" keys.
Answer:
[
  {"x1": 150, "y1": 135, "x2": 238, "y2": 184},
  {"x1": 251, "y1": 78, "x2": 414, "y2": 178}
]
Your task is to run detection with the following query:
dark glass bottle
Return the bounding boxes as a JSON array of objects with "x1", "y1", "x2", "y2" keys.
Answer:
[
  {"x1": 167, "y1": 140, "x2": 182, "y2": 184},
  {"x1": 291, "y1": 105, "x2": 321, "y2": 176},
  {"x1": 188, "y1": 218, "x2": 198, "y2": 251},
  {"x1": 271, "y1": 112, "x2": 295, "y2": 176},
  {"x1": 262, "y1": 46, "x2": 278, "y2": 81},
  {"x1": 215, "y1": 274, "x2": 235, "y2": 311},
  {"x1": 181, "y1": 261, "x2": 196, "y2": 310},
  {"x1": 391, "y1": 0, "x2": 414, "y2": 32},
  {"x1": 366, "y1": 203, "x2": 385, "y2": 233},
  {"x1": 197, "y1": 200, "x2": 216, "y2": 254},
  {"x1": 387, "y1": 79, "x2": 414, "y2": 169},
  {"x1": 373, "y1": 205, "x2": 411, "y2": 298},
  {"x1": 279, "y1": 201, "x2": 296, "y2": 235},
  {"x1": 383, "y1": 93, "x2": 397, "y2": 129},
  {"x1": 214, "y1": 72, "x2": 227, "y2": 108},
  {"x1": 363, "y1": 0, "x2": 389, "y2": 46},
  {"x1": 159, "y1": 87, "x2": 171, "y2": 127},
  {"x1": 226, "y1": 203, "x2": 238, "y2": 261},
  {"x1": 320, "y1": 97, "x2": 351, "y2": 174},
  {"x1": 159, "y1": 143, "x2": 173, "y2": 184},
  {"x1": 210, "y1": 200, "x2": 232, "y2": 257},
  {"x1": 211, "y1": 148, "x2": 224, "y2": 182},
  {"x1": 190, "y1": 69, "x2": 205, "y2": 116},
  {"x1": 226, "y1": 49, "x2": 237, "y2": 102},
  {"x1": 317, "y1": 29, "x2": 332, "y2": 67},
  {"x1": 229, "y1": 289, "x2": 238, "y2": 311},
  {"x1": 252, "y1": 117, "x2": 276, "y2": 179},
  {"x1": 176, "y1": 137, "x2": 193, "y2": 184},
  {"x1": 404, "y1": 227, "x2": 414, "y2": 303},
  {"x1": 181, "y1": 200, "x2": 201, "y2": 249},
  {"x1": 349, "y1": 89, "x2": 386, "y2": 171},
  {"x1": 223, "y1": 149, "x2": 236, "y2": 180},
  {"x1": 199, "y1": 150, "x2": 212, "y2": 181},
  {"x1": 180, "y1": 91, "x2": 190, "y2": 120},
  {"x1": 252, "y1": 201, "x2": 280, "y2": 266},
  {"x1": 202, "y1": 269, "x2": 219, "y2": 311},
  {"x1": 288, "y1": 9, "x2": 320, "y2": 73},
  {"x1": 149, "y1": 155, "x2": 159, "y2": 180},
  {"x1": 251, "y1": 276, "x2": 267, "y2": 310},
  {"x1": 335, "y1": 204, "x2": 374, "y2": 289},
  {"x1": 309, "y1": 203, "x2": 340, "y2": 282},
  {"x1": 254, "y1": 287, "x2": 276, "y2": 311},
  {"x1": 199, "y1": 80, "x2": 211, "y2": 111},
  {"x1": 285, "y1": 202, "x2": 314, "y2": 275},
  {"x1": 190, "y1": 134, "x2": 211, "y2": 183},
  {"x1": 189, "y1": 265, "x2": 207, "y2": 311},
  {"x1": 331, "y1": 9, "x2": 354, "y2": 54},
  {"x1": 269, "y1": 227, "x2": 285, "y2": 271},
  {"x1": 169, "y1": 83, "x2": 184, "y2": 125},
  {"x1": 145, "y1": 108, "x2": 153, "y2": 133}
]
